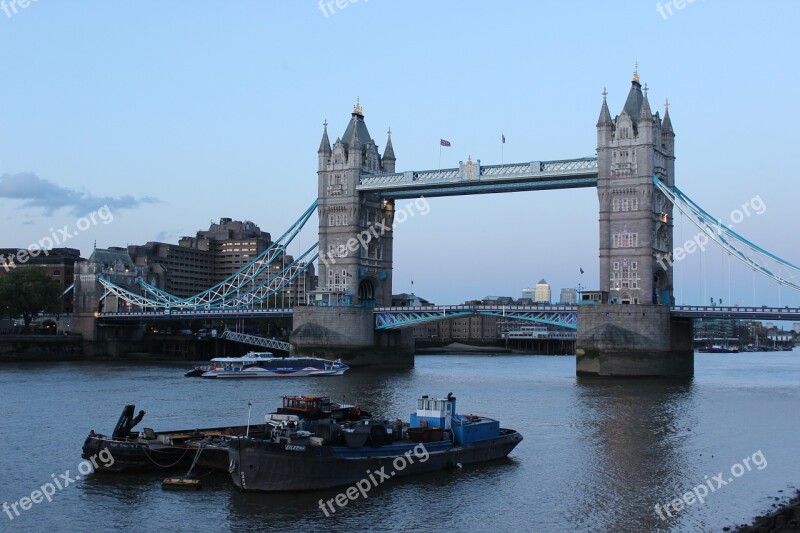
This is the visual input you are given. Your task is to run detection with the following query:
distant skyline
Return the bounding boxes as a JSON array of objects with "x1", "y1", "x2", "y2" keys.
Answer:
[{"x1": 1, "y1": 1, "x2": 799, "y2": 307}]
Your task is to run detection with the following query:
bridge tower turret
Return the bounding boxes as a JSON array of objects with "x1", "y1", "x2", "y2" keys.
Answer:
[
  {"x1": 596, "y1": 66, "x2": 675, "y2": 305},
  {"x1": 579, "y1": 66, "x2": 691, "y2": 377},
  {"x1": 314, "y1": 100, "x2": 395, "y2": 307}
]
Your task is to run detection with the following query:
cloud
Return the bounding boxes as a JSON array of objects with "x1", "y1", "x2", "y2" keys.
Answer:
[
  {"x1": 155, "y1": 230, "x2": 176, "y2": 242},
  {"x1": 0, "y1": 172, "x2": 158, "y2": 215}
]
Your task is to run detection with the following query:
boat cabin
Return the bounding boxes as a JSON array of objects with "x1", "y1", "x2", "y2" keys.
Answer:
[
  {"x1": 279, "y1": 395, "x2": 332, "y2": 416},
  {"x1": 410, "y1": 394, "x2": 456, "y2": 430},
  {"x1": 410, "y1": 393, "x2": 501, "y2": 446}
]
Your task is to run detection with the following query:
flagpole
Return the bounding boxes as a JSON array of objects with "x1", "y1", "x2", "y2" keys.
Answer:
[
  {"x1": 501, "y1": 139, "x2": 504, "y2": 165},
  {"x1": 438, "y1": 143, "x2": 442, "y2": 170}
]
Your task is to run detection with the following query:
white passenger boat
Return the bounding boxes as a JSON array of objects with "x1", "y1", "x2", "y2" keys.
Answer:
[{"x1": 200, "y1": 352, "x2": 349, "y2": 378}]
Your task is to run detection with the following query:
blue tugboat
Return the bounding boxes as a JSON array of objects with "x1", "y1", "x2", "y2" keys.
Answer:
[{"x1": 228, "y1": 393, "x2": 522, "y2": 492}]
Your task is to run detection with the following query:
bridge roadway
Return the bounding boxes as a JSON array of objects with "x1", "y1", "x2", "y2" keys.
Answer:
[
  {"x1": 97, "y1": 304, "x2": 800, "y2": 328},
  {"x1": 669, "y1": 305, "x2": 800, "y2": 321},
  {"x1": 99, "y1": 308, "x2": 294, "y2": 320}
]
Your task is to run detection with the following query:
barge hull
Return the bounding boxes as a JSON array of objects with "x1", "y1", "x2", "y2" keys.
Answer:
[{"x1": 229, "y1": 430, "x2": 522, "y2": 492}]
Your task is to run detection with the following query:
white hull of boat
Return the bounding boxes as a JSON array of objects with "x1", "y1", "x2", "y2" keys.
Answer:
[{"x1": 202, "y1": 367, "x2": 347, "y2": 379}]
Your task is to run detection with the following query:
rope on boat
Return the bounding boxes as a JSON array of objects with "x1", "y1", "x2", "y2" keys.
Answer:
[
  {"x1": 142, "y1": 443, "x2": 191, "y2": 469},
  {"x1": 185, "y1": 441, "x2": 206, "y2": 478}
]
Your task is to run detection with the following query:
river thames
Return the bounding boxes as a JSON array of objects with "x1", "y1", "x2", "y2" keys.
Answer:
[{"x1": 1, "y1": 351, "x2": 798, "y2": 532}]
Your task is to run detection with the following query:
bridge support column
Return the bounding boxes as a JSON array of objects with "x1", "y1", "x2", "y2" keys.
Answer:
[
  {"x1": 576, "y1": 305, "x2": 693, "y2": 377},
  {"x1": 290, "y1": 307, "x2": 413, "y2": 368}
]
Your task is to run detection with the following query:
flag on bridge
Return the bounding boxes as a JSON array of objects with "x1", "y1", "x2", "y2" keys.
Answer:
[
  {"x1": 580, "y1": 267, "x2": 584, "y2": 274},
  {"x1": 440, "y1": 139, "x2": 451, "y2": 147},
  {"x1": 502, "y1": 134, "x2": 506, "y2": 144}
]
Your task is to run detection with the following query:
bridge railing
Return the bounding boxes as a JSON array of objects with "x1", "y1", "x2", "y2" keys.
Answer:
[
  {"x1": 375, "y1": 304, "x2": 578, "y2": 312},
  {"x1": 671, "y1": 305, "x2": 800, "y2": 313},
  {"x1": 100, "y1": 308, "x2": 294, "y2": 319}
]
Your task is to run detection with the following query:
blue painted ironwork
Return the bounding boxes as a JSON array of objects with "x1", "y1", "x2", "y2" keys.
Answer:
[
  {"x1": 220, "y1": 329, "x2": 290, "y2": 352},
  {"x1": 374, "y1": 309, "x2": 473, "y2": 330},
  {"x1": 93, "y1": 198, "x2": 319, "y2": 312},
  {"x1": 357, "y1": 158, "x2": 598, "y2": 198},
  {"x1": 655, "y1": 177, "x2": 800, "y2": 293},
  {"x1": 137, "y1": 200, "x2": 318, "y2": 308},
  {"x1": 216, "y1": 246, "x2": 318, "y2": 309},
  {"x1": 374, "y1": 305, "x2": 578, "y2": 330},
  {"x1": 97, "y1": 247, "x2": 317, "y2": 311},
  {"x1": 97, "y1": 277, "x2": 169, "y2": 310}
]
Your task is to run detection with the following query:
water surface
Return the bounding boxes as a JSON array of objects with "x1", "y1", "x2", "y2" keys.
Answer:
[{"x1": 1, "y1": 351, "x2": 798, "y2": 532}]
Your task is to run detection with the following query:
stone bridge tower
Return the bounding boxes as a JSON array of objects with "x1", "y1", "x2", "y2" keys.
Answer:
[
  {"x1": 596, "y1": 66, "x2": 675, "y2": 305},
  {"x1": 314, "y1": 100, "x2": 395, "y2": 307},
  {"x1": 578, "y1": 67, "x2": 691, "y2": 377},
  {"x1": 292, "y1": 100, "x2": 413, "y2": 367}
]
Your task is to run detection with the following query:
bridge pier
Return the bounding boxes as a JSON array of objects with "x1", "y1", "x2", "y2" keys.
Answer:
[
  {"x1": 290, "y1": 307, "x2": 413, "y2": 368},
  {"x1": 576, "y1": 305, "x2": 693, "y2": 377}
]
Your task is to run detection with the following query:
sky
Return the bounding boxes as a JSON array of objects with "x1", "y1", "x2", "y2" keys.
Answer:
[{"x1": 1, "y1": 0, "x2": 799, "y2": 308}]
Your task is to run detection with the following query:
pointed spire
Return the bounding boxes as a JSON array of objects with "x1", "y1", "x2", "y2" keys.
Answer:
[
  {"x1": 640, "y1": 83, "x2": 652, "y2": 120},
  {"x1": 318, "y1": 119, "x2": 331, "y2": 154},
  {"x1": 597, "y1": 87, "x2": 612, "y2": 127},
  {"x1": 382, "y1": 127, "x2": 395, "y2": 161},
  {"x1": 352, "y1": 97, "x2": 363, "y2": 117},
  {"x1": 662, "y1": 98, "x2": 674, "y2": 133},
  {"x1": 348, "y1": 112, "x2": 360, "y2": 152},
  {"x1": 622, "y1": 75, "x2": 644, "y2": 121},
  {"x1": 341, "y1": 99, "x2": 372, "y2": 153}
]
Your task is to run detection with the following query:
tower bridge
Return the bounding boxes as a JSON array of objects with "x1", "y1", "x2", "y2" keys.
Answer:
[{"x1": 76, "y1": 68, "x2": 800, "y2": 375}]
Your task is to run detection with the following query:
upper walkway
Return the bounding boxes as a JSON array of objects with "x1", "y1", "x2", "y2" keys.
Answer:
[{"x1": 357, "y1": 157, "x2": 598, "y2": 198}]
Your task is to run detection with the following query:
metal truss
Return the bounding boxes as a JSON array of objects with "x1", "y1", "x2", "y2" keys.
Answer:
[
  {"x1": 220, "y1": 329, "x2": 290, "y2": 352},
  {"x1": 96, "y1": 249, "x2": 317, "y2": 312},
  {"x1": 357, "y1": 157, "x2": 598, "y2": 198},
  {"x1": 374, "y1": 309, "x2": 473, "y2": 330},
  {"x1": 138, "y1": 200, "x2": 318, "y2": 308},
  {"x1": 215, "y1": 245, "x2": 318, "y2": 308},
  {"x1": 374, "y1": 305, "x2": 578, "y2": 330},
  {"x1": 655, "y1": 177, "x2": 800, "y2": 293},
  {"x1": 97, "y1": 278, "x2": 166, "y2": 310}
]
